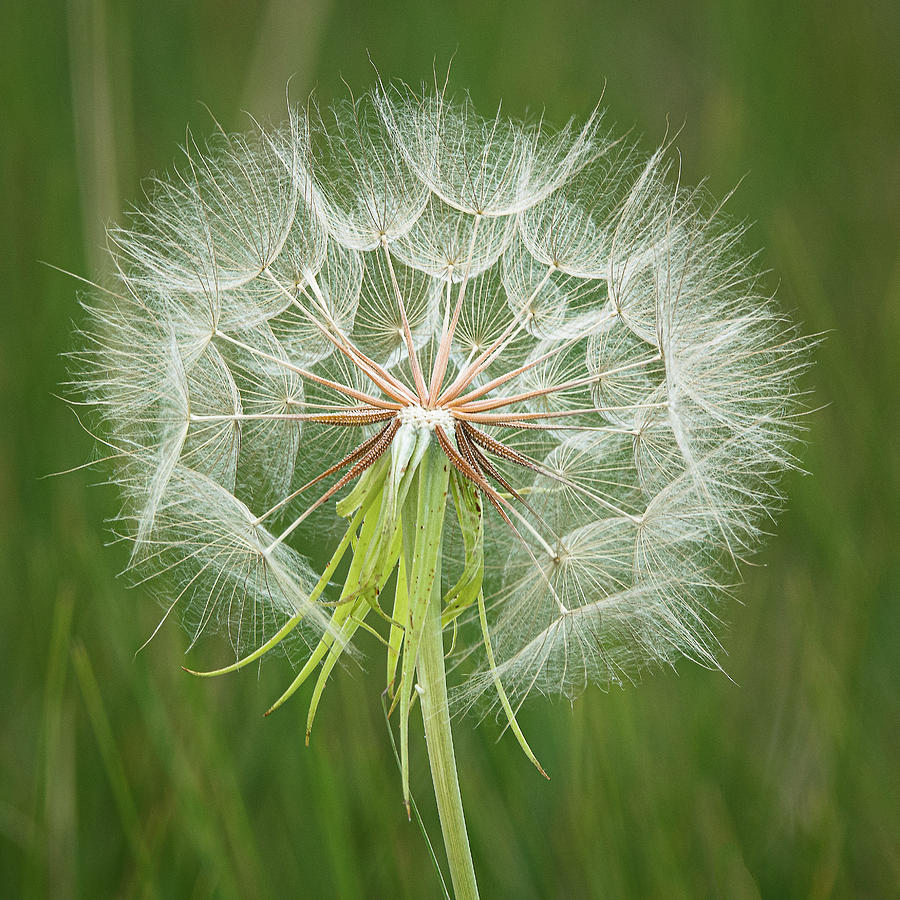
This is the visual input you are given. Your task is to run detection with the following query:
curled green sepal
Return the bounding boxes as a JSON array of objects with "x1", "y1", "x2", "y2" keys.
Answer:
[
  {"x1": 337, "y1": 424, "x2": 428, "y2": 623},
  {"x1": 477, "y1": 589, "x2": 548, "y2": 780},
  {"x1": 182, "y1": 499, "x2": 370, "y2": 680},
  {"x1": 305, "y1": 595, "x2": 369, "y2": 742},
  {"x1": 264, "y1": 482, "x2": 385, "y2": 717},
  {"x1": 442, "y1": 471, "x2": 484, "y2": 627},
  {"x1": 305, "y1": 512, "x2": 405, "y2": 741},
  {"x1": 335, "y1": 451, "x2": 390, "y2": 519}
]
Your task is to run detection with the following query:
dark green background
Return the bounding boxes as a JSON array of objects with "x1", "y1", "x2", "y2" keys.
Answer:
[{"x1": 2, "y1": 0, "x2": 898, "y2": 896}]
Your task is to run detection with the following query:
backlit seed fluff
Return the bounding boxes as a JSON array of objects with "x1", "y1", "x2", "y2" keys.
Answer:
[{"x1": 70, "y1": 78, "x2": 812, "y2": 717}]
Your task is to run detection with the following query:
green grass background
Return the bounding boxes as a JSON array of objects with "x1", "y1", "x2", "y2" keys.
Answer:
[{"x1": 2, "y1": 0, "x2": 898, "y2": 896}]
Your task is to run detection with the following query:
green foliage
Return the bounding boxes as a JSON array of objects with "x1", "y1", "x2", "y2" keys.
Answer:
[{"x1": 1, "y1": 0, "x2": 897, "y2": 896}]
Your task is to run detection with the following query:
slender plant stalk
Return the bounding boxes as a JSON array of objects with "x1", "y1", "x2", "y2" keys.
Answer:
[{"x1": 404, "y1": 439, "x2": 479, "y2": 899}]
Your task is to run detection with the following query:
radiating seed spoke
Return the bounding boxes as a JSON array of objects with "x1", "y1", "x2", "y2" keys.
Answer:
[
  {"x1": 255, "y1": 419, "x2": 399, "y2": 524},
  {"x1": 267, "y1": 417, "x2": 400, "y2": 553}
]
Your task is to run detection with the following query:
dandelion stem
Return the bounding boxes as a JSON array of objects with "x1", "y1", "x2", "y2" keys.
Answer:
[{"x1": 404, "y1": 440, "x2": 479, "y2": 900}]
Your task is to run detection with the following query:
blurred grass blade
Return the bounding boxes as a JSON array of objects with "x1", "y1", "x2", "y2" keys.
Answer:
[
  {"x1": 381, "y1": 692, "x2": 451, "y2": 900},
  {"x1": 71, "y1": 640, "x2": 158, "y2": 898}
]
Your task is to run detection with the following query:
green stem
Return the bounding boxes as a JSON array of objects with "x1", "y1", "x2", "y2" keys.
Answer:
[
  {"x1": 419, "y1": 551, "x2": 479, "y2": 900},
  {"x1": 406, "y1": 439, "x2": 479, "y2": 900}
]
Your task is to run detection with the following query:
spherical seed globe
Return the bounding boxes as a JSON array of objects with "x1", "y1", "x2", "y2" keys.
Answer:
[{"x1": 72, "y1": 79, "x2": 810, "y2": 735}]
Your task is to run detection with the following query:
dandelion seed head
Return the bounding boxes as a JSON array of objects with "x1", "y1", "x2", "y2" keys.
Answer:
[{"x1": 71, "y1": 75, "x2": 812, "y2": 713}]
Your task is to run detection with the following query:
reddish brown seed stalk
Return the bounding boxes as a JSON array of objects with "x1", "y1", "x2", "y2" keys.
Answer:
[
  {"x1": 261, "y1": 418, "x2": 401, "y2": 522},
  {"x1": 284, "y1": 270, "x2": 418, "y2": 406},
  {"x1": 269, "y1": 417, "x2": 401, "y2": 549},
  {"x1": 455, "y1": 423, "x2": 559, "y2": 541},
  {"x1": 307, "y1": 407, "x2": 398, "y2": 427}
]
